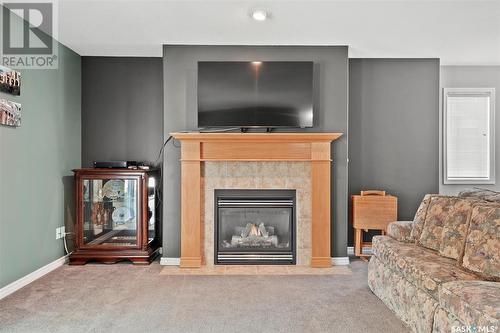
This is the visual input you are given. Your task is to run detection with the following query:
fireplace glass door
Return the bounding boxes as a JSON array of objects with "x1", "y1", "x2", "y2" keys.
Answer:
[{"x1": 215, "y1": 189, "x2": 296, "y2": 264}]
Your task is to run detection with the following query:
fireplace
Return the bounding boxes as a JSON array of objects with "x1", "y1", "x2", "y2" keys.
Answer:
[
  {"x1": 172, "y1": 132, "x2": 340, "y2": 268},
  {"x1": 215, "y1": 189, "x2": 296, "y2": 265}
]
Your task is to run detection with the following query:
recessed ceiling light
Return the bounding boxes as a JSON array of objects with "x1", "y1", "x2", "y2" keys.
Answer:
[{"x1": 251, "y1": 9, "x2": 269, "y2": 21}]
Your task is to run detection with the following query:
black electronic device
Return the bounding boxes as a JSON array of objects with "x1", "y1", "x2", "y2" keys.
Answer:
[{"x1": 93, "y1": 161, "x2": 138, "y2": 169}]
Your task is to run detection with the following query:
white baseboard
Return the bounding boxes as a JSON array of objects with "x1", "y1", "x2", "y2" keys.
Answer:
[
  {"x1": 331, "y1": 257, "x2": 350, "y2": 266},
  {"x1": 160, "y1": 257, "x2": 181, "y2": 266},
  {"x1": 347, "y1": 246, "x2": 372, "y2": 256},
  {"x1": 0, "y1": 255, "x2": 68, "y2": 300}
]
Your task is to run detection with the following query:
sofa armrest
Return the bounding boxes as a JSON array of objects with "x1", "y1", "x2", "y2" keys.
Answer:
[{"x1": 386, "y1": 221, "x2": 415, "y2": 242}]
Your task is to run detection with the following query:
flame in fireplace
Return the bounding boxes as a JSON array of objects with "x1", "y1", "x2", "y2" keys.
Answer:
[
  {"x1": 249, "y1": 224, "x2": 259, "y2": 236},
  {"x1": 243, "y1": 222, "x2": 269, "y2": 238}
]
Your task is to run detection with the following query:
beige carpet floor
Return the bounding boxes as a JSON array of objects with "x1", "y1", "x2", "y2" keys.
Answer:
[{"x1": 0, "y1": 259, "x2": 409, "y2": 333}]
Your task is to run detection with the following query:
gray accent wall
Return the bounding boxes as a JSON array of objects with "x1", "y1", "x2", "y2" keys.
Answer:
[
  {"x1": 81, "y1": 57, "x2": 163, "y2": 167},
  {"x1": 348, "y1": 59, "x2": 440, "y2": 244},
  {"x1": 163, "y1": 45, "x2": 349, "y2": 258},
  {"x1": 0, "y1": 14, "x2": 81, "y2": 287},
  {"x1": 440, "y1": 66, "x2": 500, "y2": 194}
]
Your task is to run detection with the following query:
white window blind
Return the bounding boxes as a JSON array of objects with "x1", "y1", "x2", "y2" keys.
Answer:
[{"x1": 444, "y1": 88, "x2": 495, "y2": 184}]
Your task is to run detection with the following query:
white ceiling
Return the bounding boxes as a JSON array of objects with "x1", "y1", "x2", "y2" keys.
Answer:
[{"x1": 58, "y1": 0, "x2": 500, "y2": 65}]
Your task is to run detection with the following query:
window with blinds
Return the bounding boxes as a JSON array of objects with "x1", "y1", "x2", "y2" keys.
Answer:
[{"x1": 443, "y1": 88, "x2": 495, "y2": 184}]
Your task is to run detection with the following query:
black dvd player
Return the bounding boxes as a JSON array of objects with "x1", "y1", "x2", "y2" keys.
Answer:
[{"x1": 93, "y1": 161, "x2": 137, "y2": 169}]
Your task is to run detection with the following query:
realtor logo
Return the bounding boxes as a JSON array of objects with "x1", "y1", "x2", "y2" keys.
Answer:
[{"x1": 1, "y1": 1, "x2": 58, "y2": 68}]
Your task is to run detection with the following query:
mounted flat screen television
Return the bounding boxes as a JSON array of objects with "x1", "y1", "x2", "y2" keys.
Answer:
[{"x1": 197, "y1": 61, "x2": 314, "y2": 129}]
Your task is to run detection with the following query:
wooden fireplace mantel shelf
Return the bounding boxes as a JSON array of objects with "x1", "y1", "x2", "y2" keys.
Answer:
[
  {"x1": 170, "y1": 132, "x2": 343, "y2": 268},
  {"x1": 170, "y1": 132, "x2": 342, "y2": 162}
]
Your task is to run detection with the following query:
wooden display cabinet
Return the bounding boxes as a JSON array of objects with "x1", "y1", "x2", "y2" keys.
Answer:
[{"x1": 70, "y1": 168, "x2": 161, "y2": 265}]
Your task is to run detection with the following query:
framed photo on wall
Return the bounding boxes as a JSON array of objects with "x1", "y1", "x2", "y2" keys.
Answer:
[
  {"x1": 0, "y1": 65, "x2": 21, "y2": 96},
  {"x1": 0, "y1": 98, "x2": 21, "y2": 127}
]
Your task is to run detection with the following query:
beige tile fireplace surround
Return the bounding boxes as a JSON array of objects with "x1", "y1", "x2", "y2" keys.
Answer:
[
  {"x1": 171, "y1": 132, "x2": 342, "y2": 268},
  {"x1": 204, "y1": 161, "x2": 312, "y2": 266}
]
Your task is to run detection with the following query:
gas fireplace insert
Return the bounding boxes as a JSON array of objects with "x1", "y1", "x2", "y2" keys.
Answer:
[{"x1": 215, "y1": 189, "x2": 296, "y2": 265}]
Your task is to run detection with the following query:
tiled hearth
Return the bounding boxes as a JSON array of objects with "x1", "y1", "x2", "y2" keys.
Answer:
[
  {"x1": 203, "y1": 162, "x2": 312, "y2": 265},
  {"x1": 160, "y1": 265, "x2": 352, "y2": 275}
]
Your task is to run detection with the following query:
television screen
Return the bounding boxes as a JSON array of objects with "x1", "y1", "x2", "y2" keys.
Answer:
[{"x1": 197, "y1": 61, "x2": 314, "y2": 128}]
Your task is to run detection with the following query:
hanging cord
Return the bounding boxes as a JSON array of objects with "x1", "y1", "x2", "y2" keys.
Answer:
[
  {"x1": 152, "y1": 129, "x2": 238, "y2": 207},
  {"x1": 155, "y1": 135, "x2": 174, "y2": 165},
  {"x1": 63, "y1": 231, "x2": 75, "y2": 255},
  {"x1": 154, "y1": 135, "x2": 179, "y2": 208}
]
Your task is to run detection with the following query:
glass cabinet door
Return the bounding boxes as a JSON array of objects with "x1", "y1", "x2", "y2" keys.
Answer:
[
  {"x1": 147, "y1": 176, "x2": 157, "y2": 244},
  {"x1": 82, "y1": 178, "x2": 139, "y2": 247}
]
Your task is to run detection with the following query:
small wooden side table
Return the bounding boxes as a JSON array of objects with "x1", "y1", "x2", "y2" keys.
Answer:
[{"x1": 351, "y1": 190, "x2": 397, "y2": 259}]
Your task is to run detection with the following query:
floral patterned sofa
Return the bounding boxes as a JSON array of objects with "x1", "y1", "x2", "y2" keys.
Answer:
[{"x1": 368, "y1": 189, "x2": 500, "y2": 333}]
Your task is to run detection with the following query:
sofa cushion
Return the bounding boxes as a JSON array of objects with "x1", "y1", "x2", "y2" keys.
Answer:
[
  {"x1": 462, "y1": 205, "x2": 500, "y2": 281},
  {"x1": 439, "y1": 281, "x2": 500, "y2": 328},
  {"x1": 368, "y1": 256, "x2": 439, "y2": 333},
  {"x1": 458, "y1": 188, "x2": 498, "y2": 200},
  {"x1": 484, "y1": 193, "x2": 500, "y2": 203},
  {"x1": 439, "y1": 198, "x2": 477, "y2": 260},
  {"x1": 372, "y1": 236, "x2": 478, "y2": 299},
  {"x1": 459, "y1": 188, "x2": 500, "y2": 204},
  {"x1": 418, "y1": 196, "x2": 480, "y2": 259},
  {"x1": 432, "y1": 306, "x2": 464, "y2": 333},
  {"x1": 419, "y1": 196, "x2": 457, "y2": 251},
  {"x1": 411, "y1": 194, "x2": 434, "y2": 241},
  {"x1": 387, "y1": 221, "x2": 414, "y2": 242}
]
